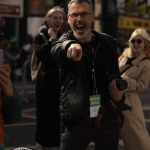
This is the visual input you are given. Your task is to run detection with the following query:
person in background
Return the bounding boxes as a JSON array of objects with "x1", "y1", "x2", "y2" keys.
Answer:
[
  {"x1": 0, "y1": 35, "x2": 19, "y2": 80},
  {"x1": 51, "y1": 0, "x2": 126, "y2": 150},
  {"x1": 17, "y1": 34, "x2": 33, "y2": 68},
  {"x1": 0, "y1": 15, "x2": 22, "y2": 149},
  {"x1": 118, "y1": 28, "x2": 150, "y2": 150},
  {"x1": 0, "y1": 16, "x2": 19, "y2": 81},
  {"x1": 32, "y1": 6, "x2": 68, "y2": 150},
  {"x1": 9, "y1": 36, "x2": 19, "y2": 57},
  {"x1": 0, "y1": 63, "x2": 22, "y2": 150},
  {"x1": 15, "y1": 34, "x2": 33, "y2": 81},
  {"x1": 0, "y1": 16, "x2": 19, "y2": 69}
]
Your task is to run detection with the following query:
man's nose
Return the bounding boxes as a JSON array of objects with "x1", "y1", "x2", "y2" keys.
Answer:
[{"x1": 76, "y1": 15, "x2": 83, "y2": 20}]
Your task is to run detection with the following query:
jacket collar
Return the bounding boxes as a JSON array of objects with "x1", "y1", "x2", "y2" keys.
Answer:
[{"x1": 132, "y1": 53, "x2": 147, "y2": 65}]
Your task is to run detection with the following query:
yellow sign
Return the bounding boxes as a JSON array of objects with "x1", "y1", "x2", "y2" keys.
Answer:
[
  {"x1": 118, "y1": 15, "x2": 150, "y2": 31},
  {"x1": 138, "y1": 1, "x2": 147, "y2": 15},
  {"x1": 125, "y1": 0, "x2": 136, "y2": 13}
]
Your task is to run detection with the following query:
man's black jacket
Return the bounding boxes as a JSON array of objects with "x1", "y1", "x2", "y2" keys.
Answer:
[{"x1": 51, "y1": 30, "x2": 120, "y2": 123}]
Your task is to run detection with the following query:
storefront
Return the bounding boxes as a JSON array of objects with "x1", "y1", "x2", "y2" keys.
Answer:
[{"x1": 117, "y1": 0, "x2": 150, "y2": 43}]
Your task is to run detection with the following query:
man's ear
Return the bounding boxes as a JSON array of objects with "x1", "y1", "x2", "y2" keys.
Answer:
[{"x1": 67, "y1": 14, "x2": 70, "y2": 24}]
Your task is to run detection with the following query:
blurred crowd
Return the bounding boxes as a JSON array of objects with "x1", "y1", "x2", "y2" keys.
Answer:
[
  {"x1": 0, "y1": 15, "x2": 128, "y2": 84},
  {"x1": 0, "y1": 31, "x2": 33, "y2": 82},
  {"x1": 0, "y1": 32, "x2": 128, "y2": 83}
]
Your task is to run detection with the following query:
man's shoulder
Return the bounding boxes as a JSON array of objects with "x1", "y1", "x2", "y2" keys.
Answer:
[
  {"x1": 92, "y1": 30, "x2": 116, "y2": 41},
  {"x1": 63, "y1": 30, "x2": 73, "y2": 37},
  {"x1": 59, "y1": 30, "x2": 73, "y2": 41}
]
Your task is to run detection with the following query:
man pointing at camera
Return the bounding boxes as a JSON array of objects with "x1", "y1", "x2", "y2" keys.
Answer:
[{"x1": 51, "y1": 0, "x2": 126, "y2": 150}]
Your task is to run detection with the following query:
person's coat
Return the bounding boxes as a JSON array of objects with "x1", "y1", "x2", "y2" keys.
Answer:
[{"x1": 119, "y1": 51, "x2": 150, "y2": 150}]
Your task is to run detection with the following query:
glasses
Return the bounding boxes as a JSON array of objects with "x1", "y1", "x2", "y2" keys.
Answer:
[
  {"x1": 68, "y1": 12, "x2": 92, "y2": 20},
  {"x1": 130, "y1": 39, "x2": 143, "y2": 44}
]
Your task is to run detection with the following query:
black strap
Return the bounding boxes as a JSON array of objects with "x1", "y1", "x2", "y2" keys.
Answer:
[
  {"x1": 120, "y1": 64, "x2": 132, "y2": 75},
  {"x1": 120, "y1": 57, "x2": 148, "y2": 75}
]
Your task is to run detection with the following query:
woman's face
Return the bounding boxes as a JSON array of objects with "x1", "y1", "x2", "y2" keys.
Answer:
[
  {"x1": 47, "y1": 11, "x2": 64, "y2": 32},
  {"x1": 130, "y1": 35, "x2": 145, "y2": 56}
]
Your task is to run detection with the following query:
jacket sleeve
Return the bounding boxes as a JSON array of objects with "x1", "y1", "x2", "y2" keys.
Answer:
[
  {"x1": 110, "y1": 37, "x2": 121, "y2": 79},
  {"x1": 102, "y1": 34, "x2": 126, "y2": 103},
  {"x1": 33, "y1": 33, "x2": 54, "y2": 63},
  {"x1": 101, "y1": 33, "x2": 120, "y2": 79},
  {"x1": 122, "y1": 61, "x2": 150, "y2": 92},
  {"x1": 51, "y1": 34, "x2": 78, "y2": 69},
  {"x1": 2, "y1": 87, "x2": 22, "y2": 124}
]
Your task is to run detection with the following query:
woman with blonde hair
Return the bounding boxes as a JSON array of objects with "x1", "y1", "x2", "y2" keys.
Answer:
[{"x1": 118, "y1": 28, "x2": 150, "y2": 150}]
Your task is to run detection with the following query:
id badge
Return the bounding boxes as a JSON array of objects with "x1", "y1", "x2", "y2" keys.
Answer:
[{"x1": 90, "y1": 94, "x2": 101, "y2": 118}]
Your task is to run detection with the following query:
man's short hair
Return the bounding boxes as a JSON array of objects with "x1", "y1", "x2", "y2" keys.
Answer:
[{"x1": 68, "y1": 0, "x2": 93, "y2": 12}]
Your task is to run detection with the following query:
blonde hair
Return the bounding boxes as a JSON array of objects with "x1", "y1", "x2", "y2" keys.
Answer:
[{"x1": 127, "y1": 28, "x2": 150, "y2": 58}]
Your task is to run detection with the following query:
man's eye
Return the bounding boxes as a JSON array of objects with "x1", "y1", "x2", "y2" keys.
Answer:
[
  {"x1": 82, "y1": 13, "x2": 87, "y2": 17},
  {"x1": 72, "y1": 14, "x2": 78, "y2": 17}
]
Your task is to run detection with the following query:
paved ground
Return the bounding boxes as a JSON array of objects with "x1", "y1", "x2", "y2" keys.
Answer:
[{"x1": 4, "y1": 83, "x2": 150, "y2": 150}]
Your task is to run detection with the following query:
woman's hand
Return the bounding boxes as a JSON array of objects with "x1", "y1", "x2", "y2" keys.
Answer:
[
  {"x1": 48, "y1": 28, "x2": 57, "y2": 38},
  {"x1": 0, "y1": 64, "x2": 14, "y2": 99}
]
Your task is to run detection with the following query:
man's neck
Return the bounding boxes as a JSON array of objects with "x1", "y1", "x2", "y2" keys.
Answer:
[{"x1": 74, "y1": 32, "x2": 93, "y2": 43}]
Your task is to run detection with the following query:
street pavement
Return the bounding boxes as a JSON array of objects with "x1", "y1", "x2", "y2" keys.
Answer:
[{"x1": 4, "y1": 83, "x2": 150, "y2": 150}]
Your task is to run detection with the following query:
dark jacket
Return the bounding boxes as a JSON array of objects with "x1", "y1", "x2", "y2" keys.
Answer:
[
  {"x1": 0, "y1": 87, "x2": 22, "y2": 149},
  {"x1": 2, "y1": 87, "x2": 22, "y2": 124},
  {"x1": 33, "y1": 25, "x2": 60, "y2": 146},
  {"x1": 51, "y1": 30, "x2": 120, "y2": 123}
]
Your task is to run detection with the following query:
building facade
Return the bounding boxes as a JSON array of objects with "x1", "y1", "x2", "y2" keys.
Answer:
[{"x1": 1, "y1": 0, "x2": 150, "y2": 48}]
